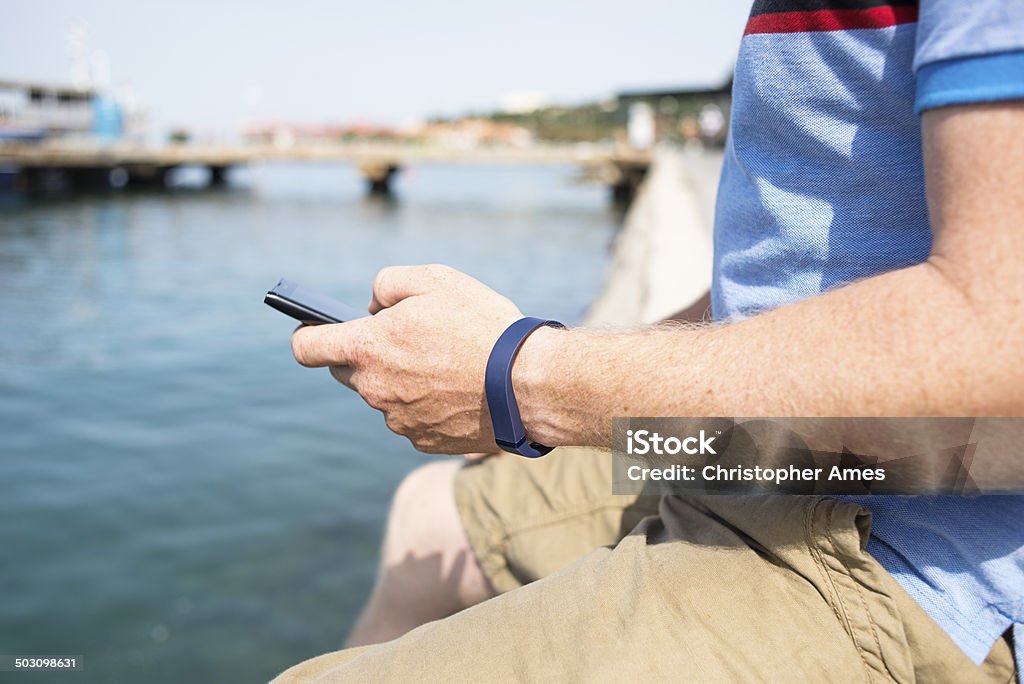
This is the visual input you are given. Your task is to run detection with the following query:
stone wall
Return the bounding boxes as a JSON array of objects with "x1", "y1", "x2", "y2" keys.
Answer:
[{"x1": 585, "y1": 148, "x2": 721, "y2": 327}]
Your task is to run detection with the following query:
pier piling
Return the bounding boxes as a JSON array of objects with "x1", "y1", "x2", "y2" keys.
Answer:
[
  {"x1": 358, "y1": 162, "x2": 400, "y2": 195},
  {"x1": 209, "y1": 165, "x2": 229, "y2": 187}
]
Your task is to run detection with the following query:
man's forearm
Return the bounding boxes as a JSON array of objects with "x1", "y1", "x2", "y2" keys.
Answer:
[{"x1": 515, "y1": 260, "x2": 1022, "y2": 448}]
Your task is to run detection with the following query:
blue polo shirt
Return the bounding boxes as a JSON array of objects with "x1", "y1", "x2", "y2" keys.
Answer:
[{"x1": 711, "y1": 0, "x2": 1024, "y2": 675}]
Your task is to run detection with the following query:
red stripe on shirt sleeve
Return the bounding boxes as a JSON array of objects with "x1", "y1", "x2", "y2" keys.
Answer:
[{"x1": 744, "y1": 5, "x2": 919, "y2": 35}]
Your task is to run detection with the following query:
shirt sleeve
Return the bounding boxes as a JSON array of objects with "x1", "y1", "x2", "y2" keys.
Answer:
[{"x1": 914, "y1": 0, "x2": 1024, "y2": 114}]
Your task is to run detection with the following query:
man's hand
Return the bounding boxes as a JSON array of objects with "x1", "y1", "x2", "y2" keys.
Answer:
[{"x1": 290, "y1": 265, "x2": 524, "y2": 454}]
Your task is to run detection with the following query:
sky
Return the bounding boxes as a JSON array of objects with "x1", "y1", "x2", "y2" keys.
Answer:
[{"x1": 2, "y1": 0, "x2": 752, "y2": 135}]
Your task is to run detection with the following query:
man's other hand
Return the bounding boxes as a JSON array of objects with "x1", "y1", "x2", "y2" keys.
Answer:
[{"x1": 290, "y1": 265, "x2": 524, "y2": 454}]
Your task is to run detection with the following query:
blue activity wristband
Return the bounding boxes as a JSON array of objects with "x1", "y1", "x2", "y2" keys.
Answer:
[{"x1": 485, "y1": 317, "x2": 564, "y2": 457}]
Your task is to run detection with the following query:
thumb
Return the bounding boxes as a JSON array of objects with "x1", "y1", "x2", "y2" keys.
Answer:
[
  {"x1": 369, "y1": 264, "x2": 455, "y2": 313},
  {"x1": 291, "y1": 319, "x2": 368, "y2": 368}
]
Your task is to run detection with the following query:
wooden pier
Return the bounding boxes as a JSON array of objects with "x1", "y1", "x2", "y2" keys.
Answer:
[{"x1": 0, "y1": 141, "x2": 653, "y2": 202}]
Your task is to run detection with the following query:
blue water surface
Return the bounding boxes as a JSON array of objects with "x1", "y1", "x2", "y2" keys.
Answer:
[{"x1": 0, "y1": 163, "x2": 618, "y2": 682}]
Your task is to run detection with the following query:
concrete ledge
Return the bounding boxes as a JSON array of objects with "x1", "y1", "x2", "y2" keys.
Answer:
[{"x1": 586, "y1": 148, "x2": 721, "y2": 326}]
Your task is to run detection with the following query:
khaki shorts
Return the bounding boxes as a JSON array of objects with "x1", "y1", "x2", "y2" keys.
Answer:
[{"x1": 275, "y1": 448, "x2": 1016, "y2": 682}]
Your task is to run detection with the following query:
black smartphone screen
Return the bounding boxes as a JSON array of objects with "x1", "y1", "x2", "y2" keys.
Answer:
[{"x1": 264, "y1": 278, "x2": 369, "y2": 325}]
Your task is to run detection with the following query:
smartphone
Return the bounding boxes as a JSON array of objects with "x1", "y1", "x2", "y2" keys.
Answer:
[{"x1": 264, "y1": 278, "x2": 369, "y2": 325}]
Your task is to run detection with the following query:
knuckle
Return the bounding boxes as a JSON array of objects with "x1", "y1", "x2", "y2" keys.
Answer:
[
  {"x1": 424, "y1": 263, "x2": 449, "y2": 281},
  {"x1": 359, "y1": 381, "x2": 379, "y2": 407},
  {"x1": 290, "y1": 335, "x2": 310, "y2": 366},
  {"x1": 361, "y1": 381, "x2": 389, "y2": 411},
  {"x1": 372, "y1": 267, "x2": 392, "y2": 296},
  {"x1": 418, "y1": 436, "x2": 446, "y2": 455},
  {"x1": 348, "y1": 334, "x2": 373, "y2": 366},
  {"x1": 383, "y1": 413, "x2": 403, "y2": 434}
]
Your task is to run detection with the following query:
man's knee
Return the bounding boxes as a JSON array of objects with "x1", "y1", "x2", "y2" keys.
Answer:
[
  {"x1": 381, "y1": 459, "x2": 493, "y2": 606},
  {"x1": 384, "y1": 460, "x2": 461, "y2": 558}
]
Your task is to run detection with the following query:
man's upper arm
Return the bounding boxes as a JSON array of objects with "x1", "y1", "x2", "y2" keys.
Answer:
[
  {"x1": 915, "y1": 1, "x2": 1024, "y2": 326},
  {"x1": 922, "y1": 103, "x2": 1023, "y2": 310}
]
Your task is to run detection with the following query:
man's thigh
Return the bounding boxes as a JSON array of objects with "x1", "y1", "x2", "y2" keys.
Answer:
[
  {"x1": 453, "y1": 447, "x2": 660, "y2": 593},
  {"x1": 276, "y1": 495, "x2": 1008, "y2": 682}
]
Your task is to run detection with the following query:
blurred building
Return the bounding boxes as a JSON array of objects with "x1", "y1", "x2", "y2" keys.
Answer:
[
  {"x1": 500, "y1": 91, "x2": 549, "y2": 115},
  {"x1": 461, "y1": 77, "x2": 733, "y2": 147},
  {"x1": 616, "y1": 77, "x2": 732, "y2": 146},
  {"x1": 243, "y1": 121, "x2": 401, "y2": 147},
  {"x1": 416, "y1": 118, "x2": 534, "y2": 148},
  {"x1": 240, "y1": 78, "x2": 733, "y2": 150},
  {"x1": 244, "y1": 118, "x2": 534, "y2": 149},
  {"x1": 0, "y1": 79, "x2": 143, "y2": 143}
]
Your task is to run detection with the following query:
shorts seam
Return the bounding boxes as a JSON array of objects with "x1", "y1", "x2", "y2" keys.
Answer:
[
  {"x1": 823, "y1": 501, "x2": 901, "y2": 683},
  {"x1": 807, "y1": 497, "x2": 874, "y2": 683}
]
